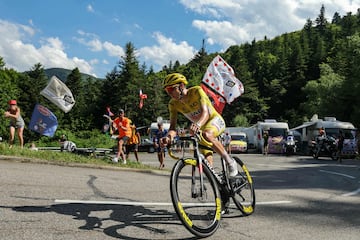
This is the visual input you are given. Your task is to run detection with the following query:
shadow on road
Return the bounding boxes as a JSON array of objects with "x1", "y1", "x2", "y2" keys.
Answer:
[{"x1": 8, "y1": 203, "x2": 198, "y2": 240}]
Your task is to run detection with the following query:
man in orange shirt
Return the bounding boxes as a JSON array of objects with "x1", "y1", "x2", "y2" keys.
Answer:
[
  {"x1": 125, "y1": 121, "x2": 140, "y2": 162},
  {"x1": 112, "y1": 109, "x2": 131, "y2": 164}
]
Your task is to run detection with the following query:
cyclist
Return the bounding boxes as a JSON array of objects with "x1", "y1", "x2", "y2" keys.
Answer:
[{"x1": 160, "y1": 73, "x2": 239, "y2": 178}]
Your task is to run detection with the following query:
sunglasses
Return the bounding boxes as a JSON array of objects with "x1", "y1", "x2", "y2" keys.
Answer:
[{"x1": 165, "y1": 84, "x2": 179, "y2": 94}]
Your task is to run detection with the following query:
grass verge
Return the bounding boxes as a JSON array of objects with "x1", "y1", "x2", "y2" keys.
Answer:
[{"x1": 0, "y1": 143, "x2": 160, "y2": 171}]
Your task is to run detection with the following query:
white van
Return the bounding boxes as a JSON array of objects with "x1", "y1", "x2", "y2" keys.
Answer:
[{"x1": 254, "y1": 120, "x2": 289, "y2": 154}]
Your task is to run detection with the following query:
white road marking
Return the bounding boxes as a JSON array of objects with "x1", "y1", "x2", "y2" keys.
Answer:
[
  {"x1": 54, "y1": 199, "x2": 291, "y2": 206},
  {"x1": 342, "y1": 188, "x2": 360, "y2": 197},
  {"x1": 319, "y1": 170, "x2": 356, "y2": 179},
  {"x1": 319, "y1": 170, "x2": 359, "y2": 196}
]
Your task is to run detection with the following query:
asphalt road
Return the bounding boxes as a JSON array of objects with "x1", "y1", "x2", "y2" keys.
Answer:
[{"x1": 0, "y1": 153, "x2": 359, "y2": 240}]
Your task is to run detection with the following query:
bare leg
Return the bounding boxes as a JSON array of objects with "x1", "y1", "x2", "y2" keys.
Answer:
[
  {"x1": 158, "y1": 151, "x2": 165, "y2": 169},
  {"x1": 17, "y1": 127, "x2": 24, "y2": 148},
  {"x1": 202, "y1": 130, "x2": 238, "y2": 176},
  {"x1": 134, "y1": 150, "x2": 139, "y2": 162},
  {"x1": 118, "y1": 140, "x2": 126, "y2": 163},
  {"x1": 9, "y1": 126, "x2": 15, "y2": 148}
]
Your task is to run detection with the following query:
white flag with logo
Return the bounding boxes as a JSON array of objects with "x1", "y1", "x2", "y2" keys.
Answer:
[
  {"x1": 40, "y1": 76, "x2": 75, "y2": 113},
  {"x1": 202, "y1": 55, "x2": 244, "y2": 103}
]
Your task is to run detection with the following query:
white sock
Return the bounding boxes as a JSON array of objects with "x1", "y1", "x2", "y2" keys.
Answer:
[{"x1": 221, "y1": 153, "x2": 238, "y2": 177}]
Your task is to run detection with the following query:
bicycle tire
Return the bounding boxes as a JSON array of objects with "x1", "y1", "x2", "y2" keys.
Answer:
[
  {"x1": 230, "y1": 156, "x2": 256, "y2": 216},
  {"x1": 170, "y1": 158, "x2": 222, "y2": 238}
]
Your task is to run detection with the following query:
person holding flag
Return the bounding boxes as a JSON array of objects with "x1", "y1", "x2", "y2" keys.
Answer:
[{"x1": 160, "y1": 73, "x2": 241, "y2": 179}]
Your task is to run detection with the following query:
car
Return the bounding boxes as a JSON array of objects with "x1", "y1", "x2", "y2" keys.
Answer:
[
  {"x1": 138, "y1": 138, "x2": 155, "y2": 153},
  {"x1": 229, "y1": 133, "x2": 248, "y2": 153}
]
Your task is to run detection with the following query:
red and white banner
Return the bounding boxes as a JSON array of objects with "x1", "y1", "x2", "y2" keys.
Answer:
[{"x1": 202, "y1": 55, "x2": 244, "y2": 104}]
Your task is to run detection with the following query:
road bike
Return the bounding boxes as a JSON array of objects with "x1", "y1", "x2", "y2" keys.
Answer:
[{"x1": 168, "y1": 134, "x2": 255, "y2": 238}]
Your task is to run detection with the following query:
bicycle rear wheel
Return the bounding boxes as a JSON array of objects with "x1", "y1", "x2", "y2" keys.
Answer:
[
  {"x1": 231, "y1": 156, "x2": 256, "y2": 216},
  {"x1": 170, "y1": 158, "x2": 222, "y2": 238}
]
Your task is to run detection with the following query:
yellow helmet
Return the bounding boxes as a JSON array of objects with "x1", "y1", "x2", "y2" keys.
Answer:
[{"x1": 163, "y1": 73, "x2": 188, "y2": 88}]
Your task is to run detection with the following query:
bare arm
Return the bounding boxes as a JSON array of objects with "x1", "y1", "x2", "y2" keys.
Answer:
[
  {"x1": 4, "y1": 108, "x2": 20, "y2": 119},
  {"x1": 190, "y1": 102, "x2": 209, "y2": 133}
]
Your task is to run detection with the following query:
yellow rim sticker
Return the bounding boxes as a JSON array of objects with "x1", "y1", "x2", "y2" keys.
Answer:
[
  {"x1": 216, "y1": 197, "x2": 222, "y2": 220},
  {"x1": 243, "y1": 205, "x2": 254, "y2": 213},
  {"x1": 184, "y1": 159, "x2": 197, "y2": 166},
  {"x1": 177, "y1": 202, "x2": 193, "y2": 227},
  {"x1": 242, "y1": 165, "x2": 253, "y2": 184}
]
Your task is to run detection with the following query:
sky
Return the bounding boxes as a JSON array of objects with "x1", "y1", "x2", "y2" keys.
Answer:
[{"x1": 0, "y1": 0, "x2": 360, "y2": 79}]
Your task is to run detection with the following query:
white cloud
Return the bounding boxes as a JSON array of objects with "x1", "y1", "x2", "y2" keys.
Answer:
[
  {"x1": 87, "y1": 4, "x2": 94, "y2": 13},
  {"x1": 74, "y1": 31, "x2": 125, "y2": 58},
  {"x1": 139, "y1": 32, "x2": 197, "y2": 69},
  {"x1": 103, "y1": 41, "x2": 124, "y2": 57},
  {"x1": 0, "y1": 20, "x2": 96, "y2": 76},
  {"x1": 192, "y1": 20, "x2": 250, "y2": 49},
  {"x1": 180, "y1": 0, "x2": 360, "y2": 49}
]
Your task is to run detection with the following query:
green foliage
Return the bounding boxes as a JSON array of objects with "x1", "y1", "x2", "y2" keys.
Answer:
[{"x1": 233, "y1": 115, "x2": 250, "y2": 127}]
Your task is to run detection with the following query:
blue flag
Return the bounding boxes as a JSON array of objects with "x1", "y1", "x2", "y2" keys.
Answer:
[{"x1": 29, "y1": 104, "x2": 58, "y2": 137}]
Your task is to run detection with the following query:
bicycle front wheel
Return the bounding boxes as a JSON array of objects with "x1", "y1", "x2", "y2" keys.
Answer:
[
  {"x1": 231, "y1": 156, "x2": 256, "y2": 216},
  {"x1": 170, "y1": 158, "x2": 222, "y2": 238}
]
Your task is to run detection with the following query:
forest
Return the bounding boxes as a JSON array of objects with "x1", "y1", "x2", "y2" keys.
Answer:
[{"x1": 1, "y1": 5, "x2": 359, "y2": 145}]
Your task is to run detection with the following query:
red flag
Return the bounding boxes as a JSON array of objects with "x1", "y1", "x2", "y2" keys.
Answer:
[
  {"x1": 139, "y1": 89, "x2": 147, "y2": 109},
  {"x1": 201, "y1": 83, "x2": 226, "y2": 114},
  {"x1": 106, "y1": 106, "x2": 114, "y2": 116}
]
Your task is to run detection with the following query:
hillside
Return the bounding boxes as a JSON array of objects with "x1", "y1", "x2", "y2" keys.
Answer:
[{"x1": 44, "y1": 68, "x2": 102, "y2": 82}]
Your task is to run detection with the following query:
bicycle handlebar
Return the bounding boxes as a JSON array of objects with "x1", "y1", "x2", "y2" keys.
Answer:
[{"x1": 167, "y1": 134, "x2": 201, "y2": 160}]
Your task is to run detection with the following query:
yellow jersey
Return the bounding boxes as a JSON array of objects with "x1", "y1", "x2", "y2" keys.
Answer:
[{"x1": 169, "y1": 86, "x2": 220, "y2": 122}]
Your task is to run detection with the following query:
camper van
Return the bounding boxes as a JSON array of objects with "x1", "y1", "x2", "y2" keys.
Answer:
[
  {"x1": 291, "y1": 115, "x2": 357, "y2": 156},
  {"x1": 254, "y1": 120, "x2": 289, "y2": 154}
]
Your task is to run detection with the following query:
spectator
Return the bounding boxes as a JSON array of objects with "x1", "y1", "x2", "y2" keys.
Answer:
[
  {"x1": 126, "y1": 121, "x2": 140, "y2": 162},
  {"x1": 59, "y1": 134, "x2": 67, "y2": 152},
  {"x1": 223, "y1": 132, "x2": 232, "y2": 153},
  {"x1": 4, "y1": 100, "x2": 24, "y2": 148},
  {"x1": 153, "y1": 122, "x2": 168, "y2": 169},
  {"x1": 316, "y1": 127, "x2": 326, "y2": 156},
  {"x1": 337, "y1": 130, "x2": 344, "y2": 163},
  {"x1": 263, "y1": 130, "x2": 269, "y2": 155},
  {"x1": 112, "y1": 109, "x2": 131, "y2": 164}
]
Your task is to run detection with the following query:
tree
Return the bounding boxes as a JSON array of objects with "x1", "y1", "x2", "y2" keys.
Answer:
[
  {"x1": 301, "y1": 63, "x2": 344, "y2": 117},
  {"x1": 0, "y1": 65, "x2": 21, "y2": 138},
  {"x1": 116, "y1": 42, "x2": 142, "y2": 118},
  {"x1": 315, "y1": 4, "x2": 328, "y2": 34},
  {"x1": 62, "y1": 68, "x2": 85, "y2": 131}
]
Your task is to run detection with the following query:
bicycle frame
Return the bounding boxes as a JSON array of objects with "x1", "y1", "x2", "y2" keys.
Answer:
[{"x1": 170, "y1": 135, "x2": 231, "y2": 201}]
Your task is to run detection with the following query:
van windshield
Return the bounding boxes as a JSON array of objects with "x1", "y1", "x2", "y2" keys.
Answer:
[
  {"x1": 268, "y1": 128, "x2": 287, "y2": 137},
  {"x1": 326, "y1": 128, "x2": 355, "y2": 139},
  {"x1": 232, "y1": 135, "x2": 246, "y2": 141}
]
